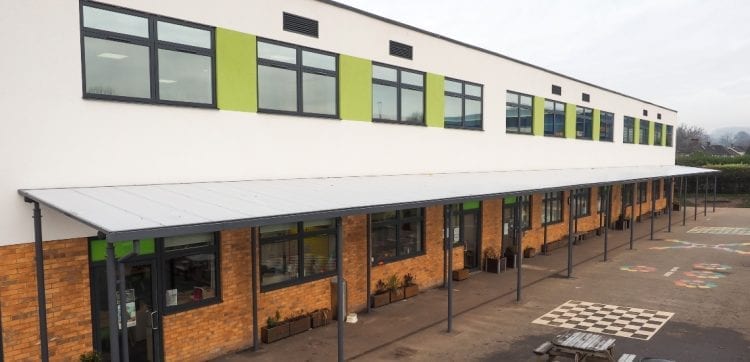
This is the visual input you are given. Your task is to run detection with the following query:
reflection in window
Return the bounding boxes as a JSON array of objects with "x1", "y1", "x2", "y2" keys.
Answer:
[
  {"x1": 445, "y1": 79, "x2": 483, "y2": 129},
  {"x1": 158, "y1": 49, "x2": 212, "y2": 104},
  {"x1": 666, "y1": 125, "x2": 674, "y2": 147},
  {"x1": 622, "y1": 184, "x2": 634, "y2": 207},
  {"x1": 600, "y1": 111, "x2": 614, "y2": 142},
  {"x1": 84, "y1": 37, "x2": 151, "y2": 98},
  {"x1": 371, "y1": 208, "x2": 424, "y2": 262},
  {"x1": 542, "y1": 192, "x2": 563, "y2": 225},
  {"x1": 257, "y1": 40, "x2": 338, "y2": 116},
  {"x1": 544, "y1": 100, "x2": 565, "y2": 137},
  {"x1": 638, "y1": 182, "x2": 648, "y2": 203},
  {"x1": 640, "y1": 120, "x2": 650, "y2": 145},
  {"x1": 163, "y1": 233, "x2": 219, "y2": 309},
  {"x1": 576, "y1": 106, "x2": 593, "y2": 139},
  {"x1": 654, "y1": 122, "x2": 663, "y2": 146},
  {"x1": 372, "y1": 64, "x2": 424, "y2": 124},
  {"x1": 573, "y1": 188, "x2": 591, "y2": 218},
  {"x1": 623, "y1": 116, "x2": 635, "y2": 143},
  {"x1": 506, "y1": 91, "x2": 533, "y2": 134}
]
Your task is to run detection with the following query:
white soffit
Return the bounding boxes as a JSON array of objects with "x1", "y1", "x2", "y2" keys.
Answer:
[{"x1": 18, "y1": 165, "x2": 717, "y2": 241}]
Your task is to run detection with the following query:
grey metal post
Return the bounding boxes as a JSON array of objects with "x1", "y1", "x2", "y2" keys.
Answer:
[
  {"x1": 668, "y1": 178, "x2": 673, "y2": 232},
  {"x1": 543, "y1": 192, "x2": 548, "y2": 255},
  {"x1": 682, "y1": 177, "x2": 687, "y2": 226},
  {"x1": 515, "y1": 199, "x2": 522, "y2": 302},
  {"x1": 29, "y1": 201, "x2": 49, "y2": 362},
  {"x1": 366, "y1": 215, "x2": 371, "y2": 313},
  {"x1": 713, "y1": 175, "x2": 717, "y2": 212},
  {"x1": 630, "y1": 183, "x2": 636, "y2": 249},
  {"x1": 446, "y1": 206, "x2": 453, "y2": 332},
  {"x1": 604, "y1": 186, "x2": 611, "y2": 261},
  {"x1": 694, "y1": 176, "x2": 698, "y2": 221},
  {"x1": 105, "y1": 243, "x2": 121, "y2": 362},
  {"x1": 567, "y1": 191, "x2": 574, "y2": 278},
  {"x1": 650, "y1": 179, "x2": 656, "y2": 240},
  {"x1": 704, "y1": 175, "x2": 708, "y2": 216},
  {"x1": 117, "y1": 261, "x2": 129, "y2": 362},
  {"x1": 638, "y1": 182, "x2": 643, "y2": 222},
  {"x1": 336, "y1": 217, "x2": 345, "y2": 362},
  {"x1": 251, "y1": 228, "x2": 259, "y2": 351}
]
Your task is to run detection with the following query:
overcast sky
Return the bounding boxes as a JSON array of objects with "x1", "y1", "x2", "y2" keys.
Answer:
[{"x1": 336, "y1": 0, "x2": 750, "y2": 132}]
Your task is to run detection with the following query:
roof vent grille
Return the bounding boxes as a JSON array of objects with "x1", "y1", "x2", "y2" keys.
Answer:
[
  {"x1": 389, "y1": 41, "x2": 413, "y2": 60},
  {"x1": 643, "y1": 109, "x2": 648, "y2": 117},
  {"x1": 582, "y1": 93, "x2": 590, "y2": 102},
  {"x1": 283, "y1": 12, "x2": 318, "y2": 38},
  {"x1": 551, "y1": 85, "x2": 562, "y2": 95}
]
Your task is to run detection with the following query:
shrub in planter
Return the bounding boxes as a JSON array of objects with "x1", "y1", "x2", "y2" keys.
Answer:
[
  {"x1": 261, "y1": 310, "x2": 290, "y2": 343},
  {"x1": 371, "y1": 279, "x2": 390, "y2": 308},
  {"x1": 288, "y1": 310, "x2": 311, "y2": 335},
  {"x1": 387, "y1": 274, "x2": 404, "y2": 302},
  {"x1": 80, "y1": 351, "x2": 101, "y2": 362},
  {"x1": 403, "y1": 273, "x2": 419, "y2": 298},
  {"x1": 484, "y1": 247, "x2": 504, "y2": 273},
  {"x1": 523, "y1": 246, "x2": 537, "y2": 258},
  {"x1": 310, "y1": 308, "x2": 331, "y2": 328}
]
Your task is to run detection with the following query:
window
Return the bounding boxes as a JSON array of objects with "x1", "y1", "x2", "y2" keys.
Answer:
[
  {"x1": 257, "y1": 40, "x2": 338, "y2": 117},
  {"x1": 81, "y1": 3, "x2": 215, "y2": 106},
  {"x1": 639, "y1": 120, "x2": 650, "y2": 145},
  {"x1": 653, "y1": 180, "x2": 661, "y2": 200},
  {"x1": 445, "y1": 79, "x2": 483, "y2": 129},
  {"x1": 623, "y1": 116, "x2": 635, "y2": 143},
  {"x1": 654, "y1": 122, "x2": 663, "y2": 146},
  {"x1": 638, "y1": 182, "x2": 648, "y2": 203},
  {"x1": 446, "y1": 202, "x2": 482, "y2": 244},
  {"x1": 600, "y1": 111, "x2": 614, "y2": 142},
  {"x1": 666, "y1": 125, "x2": 674, "y2": 147},
  {"x1": 622, "y1": 184, "x2": 633, "y2": 207},
  {"x1": 542, "y1": 192, "x2": 563, "y2": 225},
  {"x1": 505, "y1": 197, "x2": 531, "y2": 230},
  {"x1": 163, "y1": 233, "x2": 220, "y2": 310},
  {"x1": 573, "y1": 188, "x2": 591, "y2": 218},
  {"x1": 597, "y1": 186, "x2": 608, "y2": 214},
  {"x1": 544, "y1": 100, "x2": 566, "y2": 137},
  {"x1": 663, "y1": 178, "x2": 671, "y2": 199},
  {"x1": 260, "y1": 219, "x2": 337, "y2": 288},
  {"x1": 372, "y1": 64, "x2": 424, "y2": 124},
  {"x1": 505, "y1": 91, "x2": 533, "y2": 134},
  {"x1": 576, "y1": 106, "x2": 593, "y2": 139},
  {"x1": 371, "y1": 208, "x2": 424, "y2": 263}
]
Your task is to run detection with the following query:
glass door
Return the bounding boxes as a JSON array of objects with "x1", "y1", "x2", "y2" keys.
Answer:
[
  {"x1": 444, "y1": 202, "x2": 481, "y2": 270},
  {"x1": 92, "y1": 259, "x2": 162, "y2": 361}
]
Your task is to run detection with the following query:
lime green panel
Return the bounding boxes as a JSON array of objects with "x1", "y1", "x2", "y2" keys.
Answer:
[
  {"x1": 661, "y1": 123, "x2": 667, "y2": 146},
  {"x1": 339, "y1": 55, "x2": 372, "y2": 122},
  {"x1": 532, "y1": 96, "x2": 544, "y2": 136},
  {"x1": 463, "y1": 201, "x2": 480, "y2": 210},
  {"x1": 90, "y1": 239, "x2": 155, "y2": 262},
  {"x1": 564, "y1": 103, "x2": 576, "y2": 139},
  {"x1": 216, "y1": 28, "x2": 257, "y2": 112},
  {"x1": 648, "y1": 121, "x2": 655, "y2": 145},
  {"x1": 592, "y1": 109, "x2": 601, "y2": 141},
  {"x1": 425, "y1": 73, "x2": 445, "y2": 128},
  {"x1": 505, "y1": 197, "x2": 517, "y2": 205},
  {"x1": 633, "y1": 118, "x2": 640, "y2": 145}
]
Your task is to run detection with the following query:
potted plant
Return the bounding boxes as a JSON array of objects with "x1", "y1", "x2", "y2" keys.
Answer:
[
  {"x1": 261, "y1": 310, "x2": 290, "y2": 343},
  {"x1": 309, "y1": 308, "x2": 331, "y2": 328},
  {"x1": 403, "y1": 273, "x2": 419, "y2": 298},
  {"x1": 483, "y1": 246, "x2": 505, "y2": 273},
  {"x1": 371, "y1": 279, "x2": 390, "y2": 308},
  {"x1": 80, "y1": 351, "x2": 101, "y2": 362},
  {"x1": 387, "y1": 273, "x2": 404, "y2": 302},
  {"x1": 288, "y1": 309, "x2": 311, "y2": 335},
  {"x1": 523, "y1": 246, "x2": 537, "y2": 258}
]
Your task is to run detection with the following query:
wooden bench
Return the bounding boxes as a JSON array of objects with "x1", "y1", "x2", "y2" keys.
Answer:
[
  {"x1": 532, "y1": 341, "x2": 553, "y2": 361},
  {"x1": 618, "y1": 353, "x2": 637, "y2": 362}
]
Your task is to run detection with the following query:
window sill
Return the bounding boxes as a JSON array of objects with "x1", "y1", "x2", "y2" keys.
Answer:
[
  {"x1": 543, "y1": 134, "x2": 565, "y2": 138},
  {"x1": 163, "y1": 296, "x2": 221, "y2": 315},
  {"x1": 506, "y1": 131, "x2": 534, "y2": 135},
  {"x1": 372, "y1": 251, "x2": 426, "y2": 266},
  {"x1": 258, "y1": 108, "x2": 339, "y2": 119},
  {"x1": 446, "y1": 125, "x2": 484, "y2": 131},
  {"x1": 83, "y1": 93, "x2": 217, "y2": 110},
  {"x1": 373, "y1": 119, "x2": 426, "y2": 127},
  {"x1": 260, "y1": 270, "x2": 337, "y2": 292}
]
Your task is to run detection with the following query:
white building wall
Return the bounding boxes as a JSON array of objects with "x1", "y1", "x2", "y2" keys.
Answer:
[{"x1": 0, "y1": 0, "x2": 677, "y2": 245}]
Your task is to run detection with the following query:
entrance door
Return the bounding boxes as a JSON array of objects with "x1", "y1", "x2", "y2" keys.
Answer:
[
  {"x1": 445, "y1": 202, "x2": 481, "y2": 270},
  {"x1": 92, "y1": 260, "x2": 162, "y2": 361}
]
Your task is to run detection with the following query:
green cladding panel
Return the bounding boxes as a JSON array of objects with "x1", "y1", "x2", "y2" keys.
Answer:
[
  {"x1": 592, "y1": 109, "x2": 601, "y2": 141},
  {"x1": 463, "y1": 201, "x2": 480, "y2": 210},
  {"x1": 633, "y1": 118, "x2": 640, "y2": 144},
  {"x1": 505, "y1": 197, "x2": 517, "y2": 204},
  {"x1": 216, "y1": 28, "x2": 257, "y2": 112},
  {"x1": 661, "y1": 123, "x2": 667, "y2": 146},
  {"x1": 648, "y1": 121, "x2": 655, "y2": 145},
  {"x1": 426, "y1": 73, "x2": 445, "y2": 128},
  {"x1": 532, "y1": 96, "x2": 544, "y2": 136},
  {"x1": 90, "y1": 239, "x2": 156, "y2": 262},
  {"x1": 339, "y1": 55, "x2": 372, "y2": 122},
  {"x1": 564, "y1": 103, "x2": 576, "y2": 139}
]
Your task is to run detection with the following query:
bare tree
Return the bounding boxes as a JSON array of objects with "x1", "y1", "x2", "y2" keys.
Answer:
[
  {"x1": 676, "y1": 124, "x2": 708, "y2": 152},
  {"x1": 732, "y1": 131, "x2": 750, "y2": 150}
]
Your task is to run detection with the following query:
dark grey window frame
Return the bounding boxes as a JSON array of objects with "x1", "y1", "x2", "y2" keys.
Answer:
[
  {"x1": 372, "y1": 62, "x2": 425, "y2": 125},
  {"x1": 666, "y1": 125, "x2": 674, "y2": 147},
  {"x1": 370, "y1": 208, "x2": 425, "y2": 264},
  {"x1": 639, "y1": 120, "x2": 650, "y2": 145},
  {"x1": 544, "y1": 99, "x2": 566, "y2": 138},
  {"x1": 638, "y1": 181, "x2": 648, "y2": 203},
  {"x1": 575, "y1": 106, "x2": 594, "y2": 140},
  {"x1": 573, "y1": 188, "x2": 591, "y2": 218},
  {"x1": 505, "y1": 90, "x2": 533, "y2": 134},
  {"x1": 160, "y1": 232, "x2": 222, "y2": 314},
  {"x1": 654, "y1": 122, "x2": 663, "y2": 146},
  {"x1": 653, "y1": 179, "x2": 662, "y2": 200},
  {"x1": 542, "y1": 191, "x2": 563, "y2": 225},
  {"x1": 623, "y1": 116, "x2": 635, "y2": 144},
  {"x1": 622, "y1": 184, "x2": 634, "y2": 207},
  {"x1": 600, "y1": 111, "x2": 614, "y2": 142},
  {"x1": 444, "y1": 78, "x2": 483, "y2": 130},
  {"x1": 256, "y1": 38, "x2": 339, "y2": 118},
  {"x1": 259, "y1": 220, "x2": 338, "y2": 291},
  {"x1": 79, "y1": 1, "x2": 217, "y2": 108}
]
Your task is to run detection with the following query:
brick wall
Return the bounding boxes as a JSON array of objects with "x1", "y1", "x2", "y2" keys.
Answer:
[
  {"x1": 480, "y1": 199, "x2": 502, "y2": 267},
  {"x1": 162, "y1": 228, "x2": 252, "y2": 361},
  {"x1": 343, "y1": 215, "x2": 367, "y2": 312},
  {"x1": 0, "y1": 238, "x2": 92, "y2": 362}
]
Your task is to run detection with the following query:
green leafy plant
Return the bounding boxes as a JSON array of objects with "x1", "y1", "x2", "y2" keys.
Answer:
[
  {"x1": 375, "y1": 279, "x2": 388, "y2": 294},
  {"x1": 266, "y1": 310, "x2": 282, "y2": 327},
  {"x1": 80, "y1": 351, "x2": 102, "y2": 362},
  {"x1": 386, "y1": 273, "x2": 400, "y2": 291}
]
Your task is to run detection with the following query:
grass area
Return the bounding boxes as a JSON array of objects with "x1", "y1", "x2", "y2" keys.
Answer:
[{"x1": 682, "y1": 193, "x2": 750, "y2": 208}]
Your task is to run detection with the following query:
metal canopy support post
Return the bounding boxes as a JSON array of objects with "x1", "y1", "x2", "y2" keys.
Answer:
[
  {"x1": 336, "y1": 217, "x2": 345, "y2": 362},
  {"x1": 251, "y1": 228, "x2": 259, "y2": 351},
  {"x1": 567, "y1": 191, "x2": 574, "y2": 278},
  {"x1": 667, "y1": 178, "x2": 673, "y2": 232},
  {"x1": 682, "y1": 177, "x2": 687, "y2": 226},
  {"x1": 543, "y1": 192, "x2": 549, "y2": 255},
  {"x1": 694, "y1": 176, "x2": 698, "y2": 221},
  {"x1": 366, "y1": 215, "x2": 372, "y2": 313},
  {"x1": 105, "y1": 243, "x2": 121, "y2": 362},
  {"x1": 704, "y1": 175, "x2": 708, "y2": 216},
  {"x1": 630, "y1": 183, "x2": 636, "y2": 250},
  {"x1": 604, "y1": 186, "x2": 611, "y2": 261},
  {"x1": 117, "y1": 260, "x2": 129, "y2": 362},
  {"x1": 515, "y1": 199, "x2": 522, "y2": 302},
  {"x1": 650, "y1": 179, "x2": 656, "y2": 240},
  {"x1": 27, "y1": 200, "x2": 49, "y2": 362},
  {"x1": 713, "y1": 175, "x2": 717, "y2": 212},
  {"x1": 446, "y1": 206, "x2": 453, "y2": 332}
]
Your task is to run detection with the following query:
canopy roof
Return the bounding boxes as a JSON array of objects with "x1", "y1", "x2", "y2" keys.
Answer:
[{"x1": 19, "y1": 165, "x2": 717, "y2": 241}]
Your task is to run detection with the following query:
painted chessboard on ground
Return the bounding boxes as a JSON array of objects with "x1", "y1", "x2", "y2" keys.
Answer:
[
  {"x1": 532, "y1": 300, "x2": 674, "y2": 340},
  {"x1": 687, "y1": 226, "x2": 750, "y2": 236}
]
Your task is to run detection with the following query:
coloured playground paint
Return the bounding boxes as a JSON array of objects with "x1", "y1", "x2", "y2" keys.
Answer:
[
  {"x1": 674, "y1": 279, "x2": 718, "y2": 289},
  {"x1": 683, "y1": 270, "x2": 726, "y2": 279},
  {"x1": 692, "y1": 263, "x2": 732, "y2": 272},
  {"x1": 620, "y1": 265, "x2": 657, "y2": 273},
  {"x1": 650, "y1": 239, "x2": 750, "y2": 255}
]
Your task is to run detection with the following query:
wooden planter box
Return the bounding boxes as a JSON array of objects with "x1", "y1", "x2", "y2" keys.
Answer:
[
  {"x1": 261, "y1": 323, "x2": 290, "y2": 344},
  {"x1": 289, "y1": 315, "x2": 311, "y2": 335},
  {"x1": 389, "y1": 288, "x2": 404, "y2": 302},
  {"x1": 403, "y1": 284, "x2": 419, "y2": 299},
  {"x1": 371, "y1": 292, "x2": 390, "y2": 308},
  {"x1": 452, "y1": 268, "x2": 470, "y2": 281},
  {"x1": 485, "y1": 257, "x2": 506, "y2": 273},
  {"x1": 523, "y1": 247, "x2": 537, "y2": 258},
  {"x1": 310, "y1": 308, "x2": 331, "y2": 328}
]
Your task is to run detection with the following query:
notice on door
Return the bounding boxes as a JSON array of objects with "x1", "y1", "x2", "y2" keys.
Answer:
[
  {"x1": 117, "y1": 289, "x2": 137, "y2": 328},
  {"x1": 166, "y1": 288, "x2": 178, "y2": 307}
]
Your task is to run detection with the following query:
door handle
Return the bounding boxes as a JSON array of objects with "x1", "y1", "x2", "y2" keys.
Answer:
[{"x1": 150, "y1": 311, "x2": 159, "y2": 330}]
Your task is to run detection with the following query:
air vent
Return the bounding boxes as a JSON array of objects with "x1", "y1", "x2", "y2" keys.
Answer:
[
  {"x1": 552, "y1": 85, "x2": 562, "y2": 95},
  {"x1": 657, "y1": 113, "x2": 662, "y2": 120},
  {"x1": 582, "y1": 93, "x2": 590, "y2": 102},
  {"x1": 389, "y1": 41, "x2": 413, "y2": 60},
  {"x1": 283, "y1": 12, "x2": 318, "y2": 38},
  {"x1": 643, "y1": 109, "x2": 648, "y2": 117}
]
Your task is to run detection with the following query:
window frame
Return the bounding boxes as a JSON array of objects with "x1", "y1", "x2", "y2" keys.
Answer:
[
  {"x1": 80, "y1": 1, "x2": 217, "y2": 108},
  {"x1": 622, "y1": 184, "x2": 634, "y2": 207},
  {"x1": 666, "y1": 125, "x2": 674, "y2": 147},
  {"x1": 256, "y1": 38, "x2": 339, "y2": 118},
  {"x1": 444, "y1": 78, "x2": 483, "y2": 130},
  {"x1": 370, "y1": 208, "x2": 426, "y2": 264},
  {"x1": 259, "y1": 220, "x2": 338, "y2": 291},
  {"x1": 542, "y1": 191, "x2": 564, "y2": 225},
  {"x1": 573, "y1": 188, "x2": 592, "y2": 218},
  {"x1": 638, "y1": 181, "x2": 648, "y2": 203},
  {"x1": 372, "y1": 62, "x2": 425, "y2": 126},
  {"x1": 544, "y1": 99, "x2": 566, "y2": 137},
  {"x1": 654, "y1": 122, "x2": 663, "y2": 146},
  {"x1": 160, "y1": 232, "x2": 222, "y2": 314},
  {"x1": 639, "y1": 120, "x2": 650, "y2": 145},
  {"x1": 599, "y1": 111, "x2": 614, "y2": 142},
  {"x1": 653, "y1": 180, "x2": 662, "y2": 200},
  {"x1": 623, "y1": 116, "x2": 635, "y2": 144},
  {"x1": 575, "y1": 106, "x2": 594, "y2": 140},
  {"x1": 505, "y1": 90, "x2": 533, "y2": 135}
]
